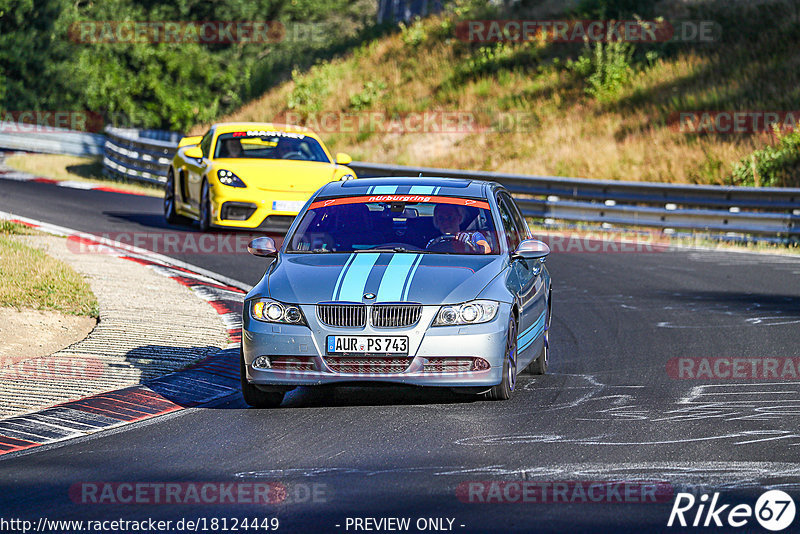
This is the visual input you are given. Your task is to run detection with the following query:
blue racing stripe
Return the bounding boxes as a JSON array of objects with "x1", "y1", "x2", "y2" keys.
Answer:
[
  {"x1": 332, "y1": 254, "x2": 356, "y2": 300},
  {"x1": 409, "y1": 186, "x2": 435, "y2": 194},
  {"x1": 375, "y1": 254, "x2": 419, "y2": 302},
  {"x1": 372, "y1": 185, "x2": 398, "y2": 194},
  {"x1": 518, "y1": 311, "x2": 546, "y2": 351},
  {"x1": 400, "y1": 254, "x2": 424, "y2": 301},
  {"x1": 517, "y1": 322, "x2": 544, "y2": 350},
  {"x1": 337, "y1": 253, "x2": 380, "y2": 301},
  {"x1": 519, "y1": 325, "x2": 545, "y2": 352}
]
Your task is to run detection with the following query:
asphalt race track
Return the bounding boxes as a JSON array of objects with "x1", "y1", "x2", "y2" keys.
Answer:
[{"x1": 1, "y1": 178, "x2": 800, "y2": 533}]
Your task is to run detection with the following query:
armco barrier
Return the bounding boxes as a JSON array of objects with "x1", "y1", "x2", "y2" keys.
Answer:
[
  {"x1": 103, "y1": 127, "x2": 177, "y2": 184},
  {"x1": 349, "y1": 162, "x2": 800, "y2": 237},
  {"x1": 2, "y1": 126, "x2": 798, "y2": 237},
  {"x1": 0, "y1": 123, "x2": 104, "y2": 157}
]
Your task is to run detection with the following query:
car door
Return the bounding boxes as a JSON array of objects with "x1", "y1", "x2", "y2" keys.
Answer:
[
  {"x1": 499, "y1": 192, "x2": 545, "y2": 363},
  {"x1": 497, "y1": 190, "x2": 525, "y2": 309},
  {"x1": 183, "y1": 130, "x2": 213, "y2": 213}
]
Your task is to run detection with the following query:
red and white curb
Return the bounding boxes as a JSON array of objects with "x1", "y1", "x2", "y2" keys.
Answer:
[
  {"x1": 0, "y1": 154, "x2": 153, "y2": 196},
  {"x1": 0, "y1": 212, "x2": 252, "y2": 457}
]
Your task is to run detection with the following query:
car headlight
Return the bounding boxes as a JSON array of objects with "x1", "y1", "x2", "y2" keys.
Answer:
[
  {"x1": 251, "y1": 298, "x2": 307, "y2": 325},
  {"x1": 432, "y1": 300, "x2": 499, "y2": 326},
  {"x1": 217, "y1": 169, "x2": 246, "y2": 188},
  {"x1": 339, "y1": 174, "x2": 355, "y2": 181}
]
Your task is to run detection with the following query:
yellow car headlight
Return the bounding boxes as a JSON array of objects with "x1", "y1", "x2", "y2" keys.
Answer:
[{"x1": 217, "y1": 169, "x2": 247, "y2": 188}]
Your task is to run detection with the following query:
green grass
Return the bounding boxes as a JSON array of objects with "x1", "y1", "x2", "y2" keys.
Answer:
[{"x1": 0, "y1": 222, "x2": 99, "y2": 317}]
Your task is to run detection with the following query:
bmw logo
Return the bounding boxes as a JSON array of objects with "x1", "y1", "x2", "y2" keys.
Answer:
[{"x1": 363, "y1": 293, "x2": 376, "y2": 300}]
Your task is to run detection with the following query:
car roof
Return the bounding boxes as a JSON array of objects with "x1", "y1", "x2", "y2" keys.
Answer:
[{"x1": 317, "y1": 177, "x2": 501, "y2": 199}]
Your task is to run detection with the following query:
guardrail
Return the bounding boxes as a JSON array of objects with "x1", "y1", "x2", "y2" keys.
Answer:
[
  {"x1": 103, "y1": 127, "x2": 177, "y2": 184},
  {"x1": 0, "y1": 123, "x2": 104, "y2": 157},
  {"x1": 349, "y1": 162, "x2": 800, "y2": 237},
  {"x1": 2, "y1": 125, "x2": 798, "y2": 238}
]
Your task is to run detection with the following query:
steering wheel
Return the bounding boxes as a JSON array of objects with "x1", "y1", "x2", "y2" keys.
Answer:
[
  {"x1": 426, "y1": 234, "x2": 476, "y2": 253},
  {"x1": 368, "y1": 242, "x2": 422, "y2": 251},
  {"x1": 282, "y1": 151, "x2": 304, "y2": 160}
]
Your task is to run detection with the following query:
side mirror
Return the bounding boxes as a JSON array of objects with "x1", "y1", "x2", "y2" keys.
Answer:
[
  {"x1": 335, "y1": 152, "x2": 352, "y2": 165},
  {"x1": 178, "y1": 135, "x2": 203, "y2": 148},
  {"x1": 248, "y1": 236, "x2": 277, "y2": 257},
  {"x1": 184, "y1": 146, "x2": 203, "y2": 159},
  {"x1": 512, "y1": 239, "x2": 550, "y2": 261}
]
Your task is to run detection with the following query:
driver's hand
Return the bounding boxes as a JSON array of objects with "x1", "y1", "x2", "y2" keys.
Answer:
[{"x1": 455, "y1": 232, "x2": 478, "y2": 251}]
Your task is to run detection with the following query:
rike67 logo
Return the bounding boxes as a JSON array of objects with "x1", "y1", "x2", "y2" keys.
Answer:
[{"x1": 668, "y1": 490, "x2": 796, "y2": 531}]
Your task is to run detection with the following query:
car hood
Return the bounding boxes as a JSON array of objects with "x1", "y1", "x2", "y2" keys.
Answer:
[
  {"x1": 213, "y1": 159, "x2": 345, "y2": 193},
  {"x1": 266, "y1": 253, "x2": 507, "y2": 305}
]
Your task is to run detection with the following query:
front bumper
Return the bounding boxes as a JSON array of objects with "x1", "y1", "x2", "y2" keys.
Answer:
[
  {"x1": 209, "y1": 186, "x2": 309, "y2": 229},
  {"x1": 242, "y1": 304, "x2": 511, "y2": 388}
]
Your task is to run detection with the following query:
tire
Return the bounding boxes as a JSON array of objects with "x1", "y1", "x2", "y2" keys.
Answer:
[
  {"x1": 526, "y1": 335, "x2": 548, "y2": 375},
  {"x1": 526, "y1": 300, "x2": 551, "y2": 375},
  {"x1": 486, "y1": 316, "x2": 517, "y2": 401},
  {"x1": 240, "y1": 348, "x2": 284, "y2": 408},
  {"x1": 198, "y1": 180, "x2": 211, "y2": 232},
  {"x1": 164, "y1": 169, "x2": 189, "y2": 225}
]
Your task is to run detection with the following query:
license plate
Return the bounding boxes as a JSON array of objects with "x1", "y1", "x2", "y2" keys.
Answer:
[
  {"x1": 327, "y1": 336, "x2": 408, "y2": 355},
  {"x1": 272, "y1": 200, "x2": 305, "y2": 212}
]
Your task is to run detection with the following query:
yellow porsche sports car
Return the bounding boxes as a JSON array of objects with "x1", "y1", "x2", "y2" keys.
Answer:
[{"x1": 164, "y1": 122, "x2": 356, "y2": 231}]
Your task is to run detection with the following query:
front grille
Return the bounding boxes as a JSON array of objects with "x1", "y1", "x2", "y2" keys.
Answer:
[
  {"x1": 371, "y1": 304, "x2": 422, "y2": 328},
  {"x1": 422, "y1": 357, "x2": 477, "y2": 373},
  {"x1": 317, "y1": 304, "x2": 367, "y2": 328},
  {"x1": 325, "y1": 356, "x2": 413, "y2": 374}
]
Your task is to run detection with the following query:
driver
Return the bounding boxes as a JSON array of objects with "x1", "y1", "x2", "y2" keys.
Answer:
[
  {"x1": 220, "y1": 138, "x2": 243, "y2": 158},
  {"x1": 426, "y1": 203, "x2": 491, "y2": 253}
]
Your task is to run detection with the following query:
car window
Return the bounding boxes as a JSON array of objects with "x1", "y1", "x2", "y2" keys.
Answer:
[
  {"x1": 199, "y1": 130, "x2": 213, "y2": 158},
  {"x1": 496, "y1": 195, "x2": 521, "y2": 252},
  {"x1": 501, "y1": 192, "x2": 530, "y2": 240},
  {"x1": 213, "y1": 131, "x2": 330, "y2": 162},
  {"x1": 286, "y1": 196, "x2": 499, "y2": 255}
]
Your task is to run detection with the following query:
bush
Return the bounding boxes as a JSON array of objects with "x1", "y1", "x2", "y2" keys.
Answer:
[
  {"x1": 567, "y1": 38, "x2": 634, "y2": 101},
  {"x1": 287, "y1": 67, "x2": 332, "y2": 117},
  {"x1": 400, "y1": 19, "x2": 427, "y2": 48},
  {"x1": 349, "y1": 81, "x2": 386, "y2": 111},
  {"x1": 731, "y1": 130, "x2": 800, "y2": 187}
]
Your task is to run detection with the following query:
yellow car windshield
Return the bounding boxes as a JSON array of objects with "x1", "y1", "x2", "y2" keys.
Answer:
[{"x1": 214, "y1": 131, "x2": 329, "y2": 162}]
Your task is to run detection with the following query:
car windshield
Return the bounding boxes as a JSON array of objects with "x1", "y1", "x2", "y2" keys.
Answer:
[
  {"x1": 287, "y1": 196, "x2": 500, "y2": 255},
  {"x1": 214, "y1": 131, "x2": 330, "y2": 163}
]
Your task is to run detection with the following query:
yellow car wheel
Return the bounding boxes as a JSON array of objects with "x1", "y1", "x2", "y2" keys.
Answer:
[
  {"x1": 164, "y1": 169, "x2": 190, "y2": 226},
  {"x1": 199, "y1": 180, "x2": 211, "y2": 232}
]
